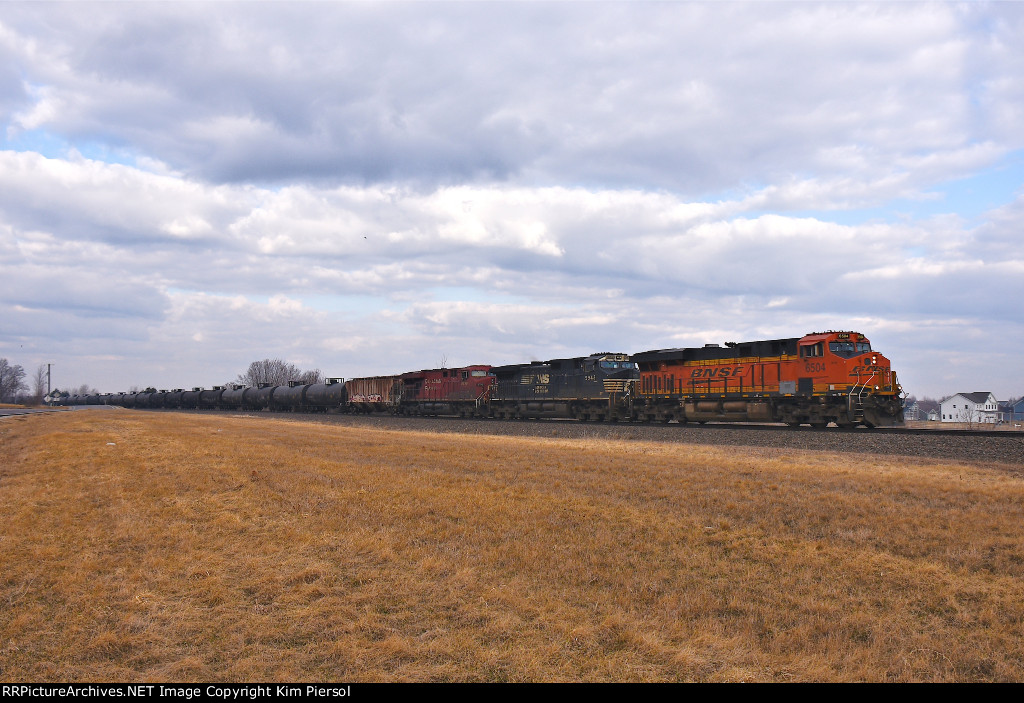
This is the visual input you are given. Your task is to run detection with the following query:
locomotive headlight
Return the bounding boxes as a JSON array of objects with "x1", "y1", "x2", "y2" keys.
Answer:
[
  {"x1": 871, "y1": 356, "x2": 877, "y2": 364},
  {"x1": 874, "y1": 385, "x2": 880, "y2": 390}
]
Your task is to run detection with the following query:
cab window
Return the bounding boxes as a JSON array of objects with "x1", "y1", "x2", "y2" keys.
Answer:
[
  {"x1": 800, "y1": 342, "x2": 823, "y2": 358},
  {"x1": 829, "y1": 342, "x2": 856, "y2": 358},
  {"x1": 831, "y1": 341, "x2": 872, "y2": 357},
  {"x1": 600, "y1": 361, "x2": 637, "y2": 369}
]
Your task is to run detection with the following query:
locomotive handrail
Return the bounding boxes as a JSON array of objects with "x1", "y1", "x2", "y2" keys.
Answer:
[
  {"x1": 475, "y1": 386, "x2": 491, "y2": 408},
  {"x1": 848, "y1": 365, "x2": 877, "y2": 422},
  {"x1": 861, "y1": 370, "x2": 877, "y2": 402}
]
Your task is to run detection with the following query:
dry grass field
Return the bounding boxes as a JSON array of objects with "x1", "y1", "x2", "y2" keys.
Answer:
[{"x1": 2, "y1": 410, "x2": 1023, "y2": 682}]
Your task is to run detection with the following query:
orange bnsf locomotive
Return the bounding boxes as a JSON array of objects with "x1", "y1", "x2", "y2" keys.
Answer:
[{"x1": 632, "y1": 331, "x2": 903, "y2": 427}]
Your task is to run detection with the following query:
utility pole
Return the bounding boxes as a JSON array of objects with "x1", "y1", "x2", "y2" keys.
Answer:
[{"x1": 47, "y1": 363, "x2": 51, "y2": 396}]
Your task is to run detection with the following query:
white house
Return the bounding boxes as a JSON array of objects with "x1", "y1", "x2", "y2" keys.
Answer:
[{"x1": 939, "y1": 392, "x2": 1000, "y2": 424}]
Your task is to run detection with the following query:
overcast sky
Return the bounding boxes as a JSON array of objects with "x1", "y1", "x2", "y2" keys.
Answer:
[{"x1": 1, "y1": 1, "x2": 1022, "y2": 400}]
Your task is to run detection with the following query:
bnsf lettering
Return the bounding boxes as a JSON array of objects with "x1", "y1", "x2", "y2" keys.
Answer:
[
  {"x1": 850, "y1": 365, "x2": 887, "y2": 375},
  {"x1": 690, "y1": 366, "x2": 747, "y2": 378}
]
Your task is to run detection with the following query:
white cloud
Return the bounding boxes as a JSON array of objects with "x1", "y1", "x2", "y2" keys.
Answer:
[
  {"x1": 2, "y1": 2, "x2": 1024, "y2": 400},
  {"x1": 0, "y1": 3, "x2": 1018, "y2": 194}
]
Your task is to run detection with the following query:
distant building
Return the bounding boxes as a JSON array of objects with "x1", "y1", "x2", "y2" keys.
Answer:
[
  {"x1": 903, "y1": 400, "x2": 931, "y2": 421},
  {"x1": 1008, "y1": 398, "x2": 1024, "y2": 423},
  {"x1": 939, "y1": 392, "x2": 1000, "y2": 424},
  {"x1": 905, "y1": 397, "x2": 940, "y2": 422}
]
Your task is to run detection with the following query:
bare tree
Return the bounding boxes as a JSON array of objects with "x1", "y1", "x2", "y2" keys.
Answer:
[
  {"x1": 956, "y1": 402, "x2": 979, "y2": 429},
  {"x1": 236, "y1": 359, "x2": 320, "y2": 387},
  {"x1": 299, "y1": 368, "x2": 323, "y2": 384},
  {"x1": 0, "y1": 358, "x2": 27, "y2": 403},
  {"x1": 31, "y1": 364, "x2": 47, "y2": 405}
]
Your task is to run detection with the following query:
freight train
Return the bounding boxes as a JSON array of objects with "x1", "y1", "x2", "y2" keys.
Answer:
[{"x1": 54, "y1": 331, "x2": 904, "y2": 427}]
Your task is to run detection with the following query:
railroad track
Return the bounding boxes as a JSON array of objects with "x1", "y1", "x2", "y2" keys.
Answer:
[{"x1": 161, "y1": 409, "x2": 1023, "y2": 468}]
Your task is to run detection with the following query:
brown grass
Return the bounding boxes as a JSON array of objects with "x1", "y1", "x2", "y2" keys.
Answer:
[{"x1": 2, "y1": 410, "x2": 1023, "y2": 682}]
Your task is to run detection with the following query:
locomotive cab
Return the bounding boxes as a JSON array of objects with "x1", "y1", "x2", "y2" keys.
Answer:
[
  {"x1": 795, "y1": 331, "x2": 903, "y2": 427},
  {"x1": 796, "y1": 332, "x2": 898, "y2": 393},
  {"x1": 799, "y1": 334, "x2": 870, "y2": 360},
  {"x1": 589, "y1": 354, "x2": 638, "y2": 380}
]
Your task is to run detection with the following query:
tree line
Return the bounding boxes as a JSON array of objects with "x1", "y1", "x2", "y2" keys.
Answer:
[{"x1": 0, "y1": 359, "x2": 52, "y2": 405}]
